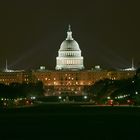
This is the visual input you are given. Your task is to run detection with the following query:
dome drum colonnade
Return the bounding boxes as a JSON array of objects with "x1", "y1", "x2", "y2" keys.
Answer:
[{"x1": 56, "y1": 25, "x2": 84, "y2": 70}]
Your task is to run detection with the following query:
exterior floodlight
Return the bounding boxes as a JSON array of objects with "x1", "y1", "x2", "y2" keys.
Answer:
[
  {"x1": 107, "y1": 96, "x2": 111, "y2": 99},
  {"x1": 84, "y1": 95, "x2": 87, "y2": 99},
  {"x1": 58, "y1": 96, "x2": 62, "y2": 99}
]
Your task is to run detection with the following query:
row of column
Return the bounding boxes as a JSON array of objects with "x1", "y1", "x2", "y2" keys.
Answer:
[{"x1": 57, "y1": 59, "x2": 83, "y2": 65}]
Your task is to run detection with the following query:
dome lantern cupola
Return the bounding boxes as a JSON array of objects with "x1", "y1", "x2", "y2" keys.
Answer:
[{"x1": 66, "y1": 25, "x2": 73, "y2": 40}]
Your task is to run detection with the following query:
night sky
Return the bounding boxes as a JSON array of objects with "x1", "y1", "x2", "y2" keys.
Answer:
[{"x1": 0, "y1": 0, "x2": 139, "y2": 70}]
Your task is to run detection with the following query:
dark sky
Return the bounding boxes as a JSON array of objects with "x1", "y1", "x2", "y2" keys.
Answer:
[{"x1": 0, "y1": 0, "x2": 140, "y2": 70}]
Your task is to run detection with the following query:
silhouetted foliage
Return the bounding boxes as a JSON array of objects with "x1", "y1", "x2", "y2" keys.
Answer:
[
  {"x1": 87, "y1": 71, "x2": 140, "y2": 104},
  {"x1": 0, "y1": 82, "x2": 44, "y2": 99}
]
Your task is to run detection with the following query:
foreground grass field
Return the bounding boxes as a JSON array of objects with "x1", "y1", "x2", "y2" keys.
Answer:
[{"x1": 0, "y1": 104, "x2": 140, "y2": 140}]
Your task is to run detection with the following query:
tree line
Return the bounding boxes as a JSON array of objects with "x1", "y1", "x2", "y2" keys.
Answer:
[
  {"x1": 0, "y1": 81, "x2": 44, "y2": 99},
  {"x1": 85, "y1": 68, "x2": 140, "y2": 104}
]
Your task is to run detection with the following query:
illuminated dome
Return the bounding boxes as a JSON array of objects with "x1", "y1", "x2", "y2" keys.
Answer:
[
  {"x1": 55, "y1": 25, "x2": 84, "y2": 70},
  {"x1": 60, "y1": 40, "x2": 80, "y2": 51}
]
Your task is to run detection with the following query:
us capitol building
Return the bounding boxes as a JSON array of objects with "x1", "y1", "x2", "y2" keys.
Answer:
[{"x1": 0, "y1": 25, "x2": 136, "y2": 95}]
